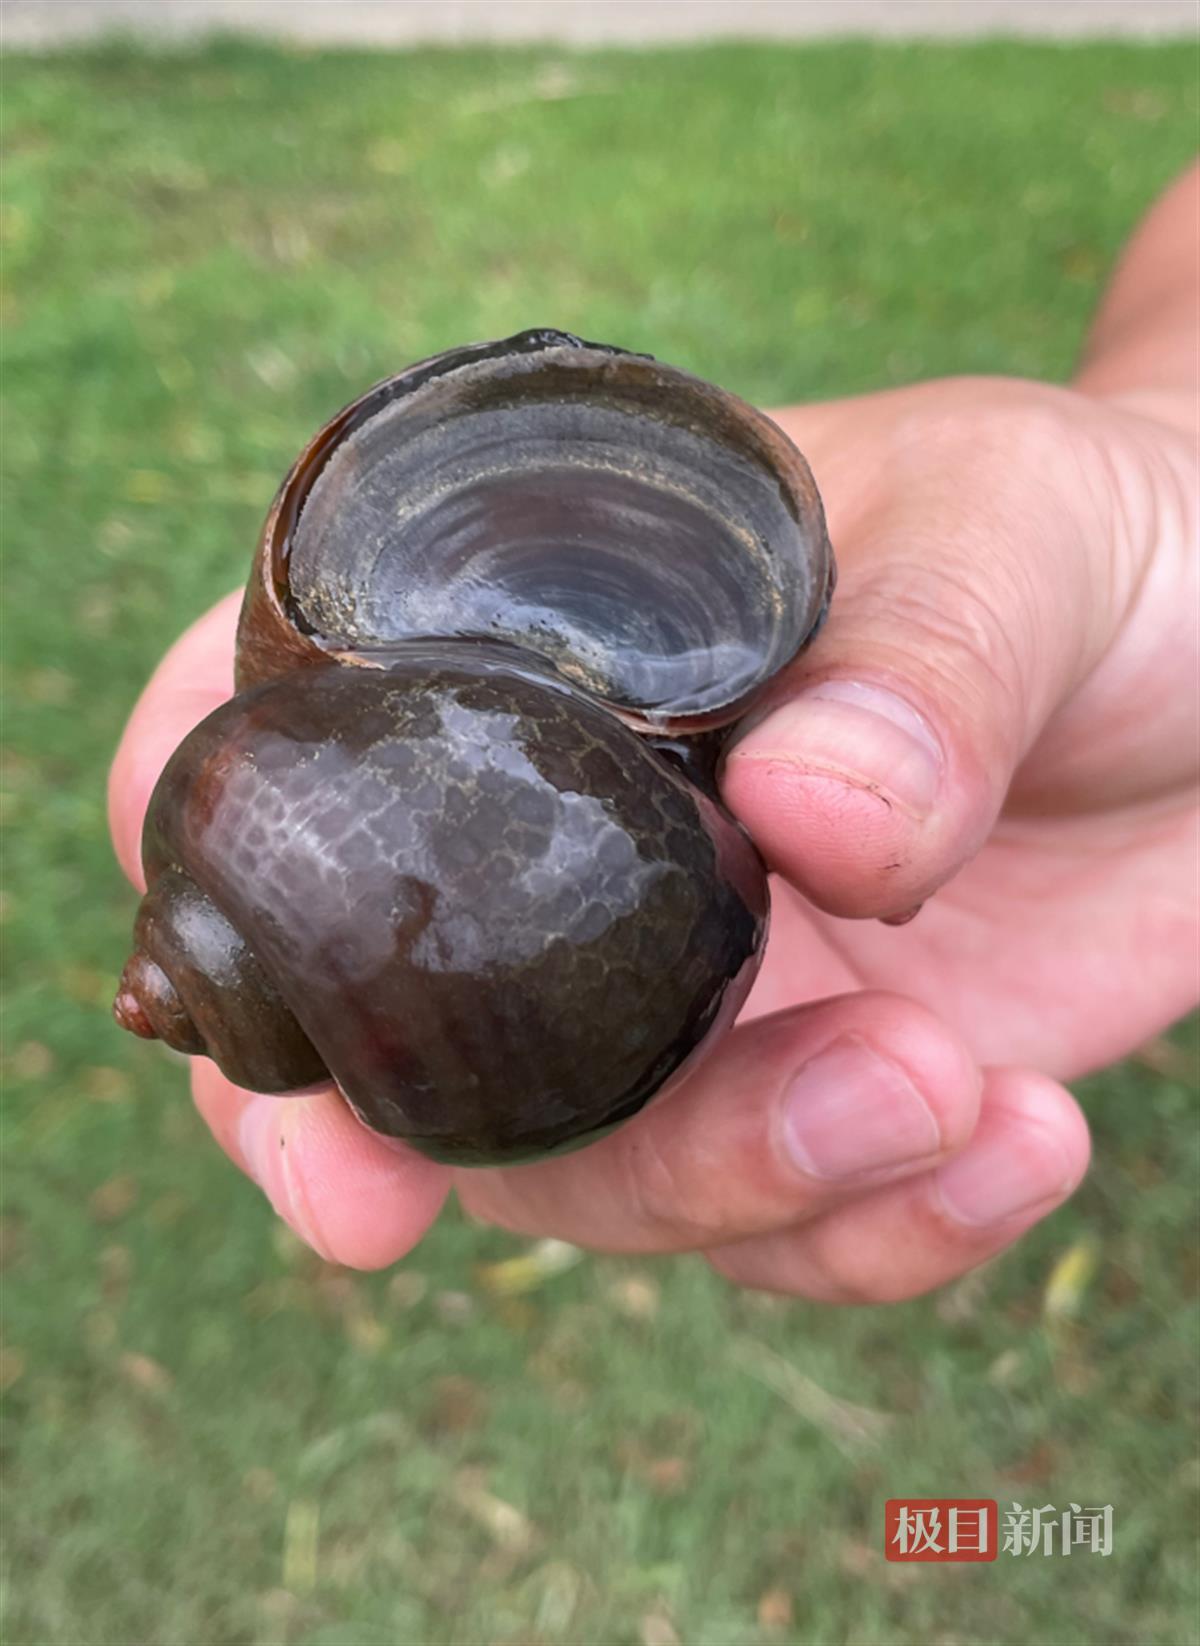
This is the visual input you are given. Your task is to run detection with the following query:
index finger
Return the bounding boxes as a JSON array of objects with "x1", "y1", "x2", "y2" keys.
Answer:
[{"x1": 108, "y1": 590, "x2": 242, "y2": 889}]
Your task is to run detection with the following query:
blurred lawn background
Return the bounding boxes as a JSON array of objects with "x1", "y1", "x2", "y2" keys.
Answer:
[{"x1": 3, "y1": 36, "x2": 1198, "y2": 1646}]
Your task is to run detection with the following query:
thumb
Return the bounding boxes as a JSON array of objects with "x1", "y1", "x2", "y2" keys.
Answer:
[{"x1": 721, "y1": 378, "x2": 1136, "y2": 920}]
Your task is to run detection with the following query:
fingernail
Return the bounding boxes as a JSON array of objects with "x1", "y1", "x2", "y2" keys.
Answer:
[
  {"x1": 734, "y1": 679, "x2": 943, "y2": 816},
  {"x1": 237, "y1": 1094, "x2": 335, "y2": 1259},
  {"x1": 935, "y1": 1115, "x2": 1076, "y2": 1227},
  {"x1": 782, "y1": 1037, "x2": 942, "y2": 1181}
]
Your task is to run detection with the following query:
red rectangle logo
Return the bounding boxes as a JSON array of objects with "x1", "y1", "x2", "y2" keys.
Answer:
[{"x1": 885, "y1": 1499, "x2": 999, "y2": 1562}]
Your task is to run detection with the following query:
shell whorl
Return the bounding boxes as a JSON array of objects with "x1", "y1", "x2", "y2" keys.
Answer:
[{"x1": 124, "y1": 652, "x2": 768, "y2": 1162}]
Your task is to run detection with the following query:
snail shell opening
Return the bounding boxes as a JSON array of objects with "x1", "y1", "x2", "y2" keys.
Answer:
[{"x1": 268, "y1": 329, "x2": 832, "y2": 732}]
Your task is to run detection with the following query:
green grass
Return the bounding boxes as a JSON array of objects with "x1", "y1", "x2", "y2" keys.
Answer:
[{"x1": 3, "y1": 36, "x2": 1198, "y2": 1646}]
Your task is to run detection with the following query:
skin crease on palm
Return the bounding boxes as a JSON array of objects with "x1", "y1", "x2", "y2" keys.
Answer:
[{"x1": 109, "y1": 164, "x2": 1199, "y2": 1297}]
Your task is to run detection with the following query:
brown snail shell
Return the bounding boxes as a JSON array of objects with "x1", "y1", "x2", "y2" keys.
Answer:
[{"x1": 115, "y1": 330, "x2": 834, "y2": 1165}]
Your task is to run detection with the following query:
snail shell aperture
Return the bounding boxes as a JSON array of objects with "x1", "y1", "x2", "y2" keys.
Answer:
[{"x1": 114, "y1": 329, "x2": 834, "y2": 1165}]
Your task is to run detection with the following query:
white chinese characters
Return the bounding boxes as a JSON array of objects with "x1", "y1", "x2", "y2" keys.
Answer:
[
  {"x1": 891, "y1": 1504, "x2": 993, "y2": 1558},
  {"x1": 1002, "y1": 1502, "x2": 1114, "y2": 1557}
]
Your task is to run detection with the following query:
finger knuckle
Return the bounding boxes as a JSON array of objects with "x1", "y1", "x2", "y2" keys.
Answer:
[
  {"x1": 620, "y1": 1127, "x2": 723, "y2": 1247},
  {"x1": 803, "y1": 1213, "x2": 940, "y2": 1305}
]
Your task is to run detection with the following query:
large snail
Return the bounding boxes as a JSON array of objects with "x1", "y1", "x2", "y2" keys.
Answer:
[{"x1": 114, "y1": 329, "x2": 834, "y2": 1164}]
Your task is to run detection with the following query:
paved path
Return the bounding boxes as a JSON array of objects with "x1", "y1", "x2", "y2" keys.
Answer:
[{"x1": 5, "y1": 0, "x2": 1195, "y2": 49}]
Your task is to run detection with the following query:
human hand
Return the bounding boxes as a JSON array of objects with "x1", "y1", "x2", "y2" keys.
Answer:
[
  {"x1": 107, "y1": 369, "x2": 1195, "y2": 1294},
  {"x1": 108, "y1": 177, "x2": 1199, "y2": 1299}
]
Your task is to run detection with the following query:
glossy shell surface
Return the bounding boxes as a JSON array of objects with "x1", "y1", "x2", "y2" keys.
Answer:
[
  {"x1": 140, "y1": 647, "x2": 768, "y2": 1162},
  {"x1": 116, "y1": 330, "x2": 835, "y2": 1165}
]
